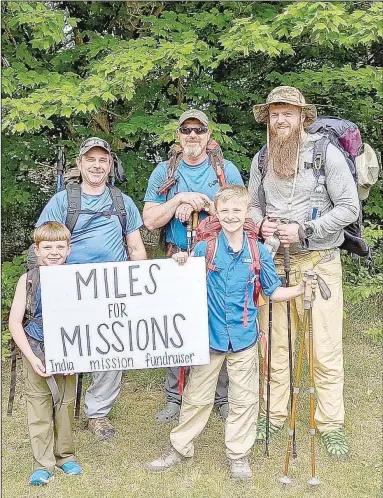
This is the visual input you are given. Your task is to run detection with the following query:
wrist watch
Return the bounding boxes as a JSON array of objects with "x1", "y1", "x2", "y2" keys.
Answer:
[
  {"x1": 299, "y1": 223, "x2": 314, "y2": 249},
  {"x1": 302, "y1": 222, "x2": 314, "y2": 239}
]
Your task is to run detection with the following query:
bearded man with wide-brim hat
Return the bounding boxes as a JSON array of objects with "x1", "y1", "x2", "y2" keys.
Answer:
[{"x1": 249, "y1": 86, "x2": 360, "y2": 459}]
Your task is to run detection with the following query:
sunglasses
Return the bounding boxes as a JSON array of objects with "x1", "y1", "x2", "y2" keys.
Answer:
[{"x1": 178, "y1": 126, "x2": 209, "y2": 135}]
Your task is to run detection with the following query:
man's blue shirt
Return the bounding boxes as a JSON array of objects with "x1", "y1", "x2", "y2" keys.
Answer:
[
  {"x1": 36, "y1": 187, "x2": 143, "y2": 263},
  {"x1": 144, "y1": 157, "x2": 244, "y2": 249},
  {"x1": 193, "y1": 231, "x2": 281, "y2": 353}
]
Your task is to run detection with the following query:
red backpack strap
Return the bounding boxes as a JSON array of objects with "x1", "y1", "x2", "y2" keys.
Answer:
[
  {"x1": 205, "y1": 236, "x2": 219, "y2": 274},
  {"x1": 242, "y1": 234, "x2": 262, "y2": 327}
]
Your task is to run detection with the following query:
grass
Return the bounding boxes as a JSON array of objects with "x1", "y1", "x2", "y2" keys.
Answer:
[{"x1": 2, "y1": 301, "x2": 382, "y2": 498}]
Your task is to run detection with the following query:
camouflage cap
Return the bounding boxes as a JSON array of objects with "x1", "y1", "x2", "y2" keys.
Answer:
[
  {"x1": 253, "y1": 86, "x2": 317, "y2": 128},
  {"x1": 79, "y1": 137, "x2": 112, "y2": 156},
  {"x1": 179, "y1": 109, "x2": 209, "y2": 127}
]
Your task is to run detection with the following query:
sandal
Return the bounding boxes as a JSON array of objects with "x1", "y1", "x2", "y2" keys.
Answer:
[
  {"x1": 255, "y1": 417, "x2": 283, "y2": 441},
  {"x1": 154, "y1": 402, "x2": 180, "y2": 423},
  {"x1": 321, "y1": 428, "x2": 349, "y2": 459}
]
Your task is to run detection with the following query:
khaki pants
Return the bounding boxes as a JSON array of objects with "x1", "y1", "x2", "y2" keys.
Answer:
[
  {"x1": 259, "y1": 250, "x2": 345, "y2": 432},
  {"x1": 170, "y1": 345, "x2": 259, "y2": 460},
  {"x1": 23, "y1": 357, "x2": 76, "y2": 473}
]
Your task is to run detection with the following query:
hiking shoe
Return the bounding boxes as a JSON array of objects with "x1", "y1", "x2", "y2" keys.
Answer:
[
  {"x1": 229, "y1": 457, "x2": 252, "y2": 479},
  {"x1": 321, "y1": 428, "x2": 349, "y2": 460},
  {"x1": 29, "y1": 469, "x2": 53, "y2": 486},
  {"x1": 146, "y1": 446, "x2": 185, "y2": 472},
  {"x1": 59, "y1": 461, "x2": 83, "y2": 475},
  {"x1": 88, "y1": 417, "x2": 116, "y2": 441},
  {"x1": 256, "y1": 417, "x2": 283, "y2": 441},
  {"x1": 217, "y1": 403, "x2": 229, "y2": 422},
  {"x1": 154, "y1": 402, "x2": 180, "y2": 423}
]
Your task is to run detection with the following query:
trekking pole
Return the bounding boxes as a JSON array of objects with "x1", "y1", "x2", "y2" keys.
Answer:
[
  {"x1": 6, "y1": 339, "x2": 17, "y2": 416},
  {"x1": 307, "y1": 297, "x2": 320, "y2": 487},
  {"x1": 279, "y1": 270, "x2": 319, "y2": 487},
  {"x1": 56, "y1": 146, "x2": 66, "y2": 192},
  {"x1": 265, "y1": 299, "x2": 273, "y2": 457},
  {"x1": 186, "y1": 215, "x2": 193, "y2": 255},
  {"x1": 263, "y1": 226, "x2": 281, "y2": 456},
  {"x1": 191, "y1": 211, "x2": 199, "y2": 246},
  {"x1": 75, "y1": 373, "x2": 83, "y2": 419},
  {"x1": 283, "y1": 242, "x2": 296, "y2": 458}
]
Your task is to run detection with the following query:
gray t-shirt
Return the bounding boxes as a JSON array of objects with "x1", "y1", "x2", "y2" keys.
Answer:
[{"x1": 249, "y1": 133, "x2": 360, "y2": 252}]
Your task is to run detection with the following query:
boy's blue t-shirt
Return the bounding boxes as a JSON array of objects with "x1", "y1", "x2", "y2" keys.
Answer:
[
  {"x1": 36, "y1": 187, "x2": 143, "y2": 263},
  {"x1": 24, "y1": 285, "x2": 43, "y2": 342},
  {"x1": 144, "y1": 158, "x2": 244, "y2": 249},
  {"x1": 193, "y1": 232, "x2": 281, "y2": 353}
]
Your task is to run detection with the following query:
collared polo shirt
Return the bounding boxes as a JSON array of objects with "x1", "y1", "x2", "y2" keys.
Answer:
[{"x1": 193, "y1": 231, "x2": 281, "y2": 353}]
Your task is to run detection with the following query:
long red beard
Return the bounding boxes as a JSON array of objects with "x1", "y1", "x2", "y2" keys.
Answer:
[{"x1": 268, "y1": 125, "x2": 301, "y2": 179}]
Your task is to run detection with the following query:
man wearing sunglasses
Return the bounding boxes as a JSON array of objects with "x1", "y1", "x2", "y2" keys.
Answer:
[{"x1": 143, "y1": 109, "x2": 244, "y2": 424}]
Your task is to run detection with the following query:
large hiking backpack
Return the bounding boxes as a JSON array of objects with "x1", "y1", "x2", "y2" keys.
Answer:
[
  {"x1": 157, "y1": 139, "x2": 227, "y2": 197},
  {"x1": 258, "y1": 116, "x2": 378, "y2": 258},
  {"x1": 192, "y1": 215, "x2": 262, "y2": 325}
]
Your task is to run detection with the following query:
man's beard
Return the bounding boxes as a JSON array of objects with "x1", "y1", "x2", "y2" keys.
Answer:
[
  {"x1": 268, "y1": 124, "x2": 301, "y2": 179},
  {"x1": 184, "y1": 142, "x2": 203, "y2": 157}
]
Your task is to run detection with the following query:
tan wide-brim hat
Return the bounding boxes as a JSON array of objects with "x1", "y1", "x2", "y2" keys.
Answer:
[{"x1": 253, "y1": 86, "x2": 317, "y2": 128}]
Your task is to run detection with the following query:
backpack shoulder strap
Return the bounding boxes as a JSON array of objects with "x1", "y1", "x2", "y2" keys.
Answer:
[
  {"x1": 204, "y1": 236, "x2": 219, "y2": 274},
  {"x1": 312, "y1": 136, "x2": 330, "y2": 181},
  {"x1": 24, "y1": 267, "x2": 40, "y2": 322},
  {"x1": 157, "y1": 146, "x2": 183, "y2": 196},
  {"x1": 207, "y1": 140, "x2": 226, "y2": 187},
  {"x1": 65, "y1": 183, "x2": 82, "y2": 233},
  {"x1": 247, "y1": 236, "x2": 261, "y2": 273},
  {"x1": 108, "y1": 186, "x2": 127, "y2": 235}
]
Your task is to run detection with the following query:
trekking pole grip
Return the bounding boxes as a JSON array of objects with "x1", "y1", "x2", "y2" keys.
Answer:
[
  {"x1": 303, "y1": 270, "x2": 316, "y2": 310},
  {"x1": 283, "y1": 244, "x2": 291, "y2": 274}
]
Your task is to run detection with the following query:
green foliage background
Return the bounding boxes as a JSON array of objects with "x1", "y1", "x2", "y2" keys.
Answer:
[{"x1": 2, "y1": 1, "x2": 382, "y2": 354}]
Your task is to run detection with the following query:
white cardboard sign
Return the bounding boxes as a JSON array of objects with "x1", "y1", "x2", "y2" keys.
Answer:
[{"x1": 40, "y1": 258, "x2": 210, "y2": 374}]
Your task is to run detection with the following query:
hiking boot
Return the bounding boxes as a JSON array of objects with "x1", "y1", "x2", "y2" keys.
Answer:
[
  {"x1": 88, "y1": 417, "x2": 116, "y2": 441},
  {"x1": 146, "y1": 446, "x2": 185, "y2": 472},
  {"x1": 256, "y1": 417, "x2": 283, "y2": 441},
  {"x1": 321, "y1": 428, "x2": 349, "y2": 460},
  {"x1": 229, "y1": 457, "x2": 252, "y2": 479},
  {"x1": 154, "y1": 402, "x2": 180, "y2": 423},
  {"x1": 217, "y1": 403, "x2": 229, "y2": 422},
  {"x1": 29, "y1": 469, "x2": 53, "y2": 486}
]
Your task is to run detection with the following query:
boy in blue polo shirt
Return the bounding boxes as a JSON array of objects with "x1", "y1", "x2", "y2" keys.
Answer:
[{"x1": 146, "y1": 185, "x2": 312, "y2": 479}]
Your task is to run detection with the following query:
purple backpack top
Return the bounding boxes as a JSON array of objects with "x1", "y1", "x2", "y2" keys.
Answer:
[{"x1": 307, "y1": 116, "x2": 363, "y2": 184}]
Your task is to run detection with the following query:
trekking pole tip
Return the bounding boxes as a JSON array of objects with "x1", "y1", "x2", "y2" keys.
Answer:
[
  {"x1": 278, "y1": 475, "x2": 292, "y2": 485},
  {"x1": 308, "y1": 476, "x2": 320, "y2": 487}
]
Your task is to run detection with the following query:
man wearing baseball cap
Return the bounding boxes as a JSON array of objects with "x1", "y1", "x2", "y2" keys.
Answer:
[
  {"x1": 248, "y1": 86, "x2": 360, "y2": 459},
  {"x1": 36, "y1": 137, "x2": 147, "y2": 440},
  {"x1": 143, "y1": 109, "x2": 244, "y2": 424}
]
